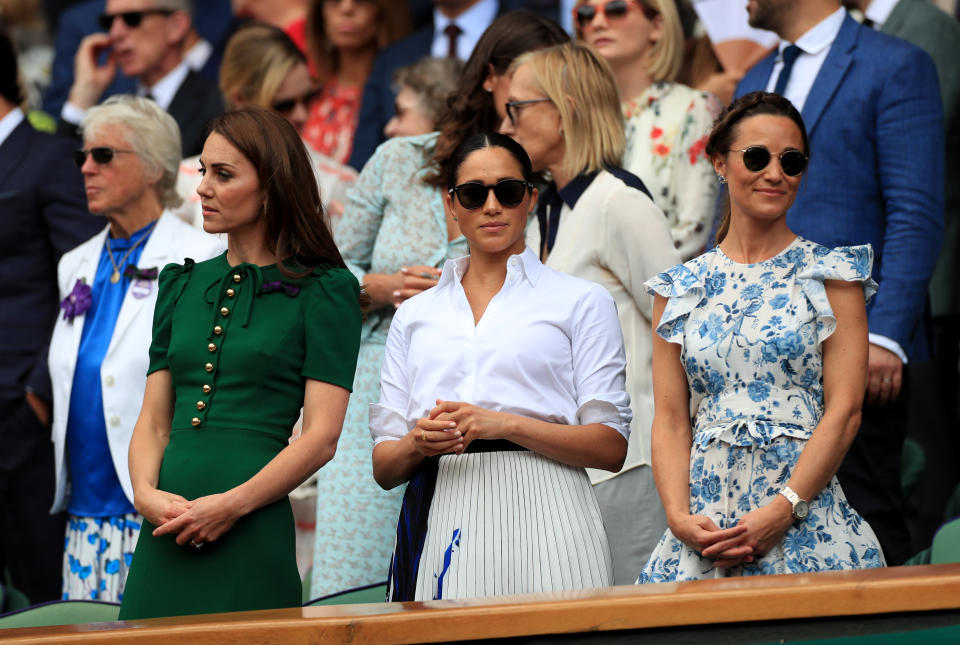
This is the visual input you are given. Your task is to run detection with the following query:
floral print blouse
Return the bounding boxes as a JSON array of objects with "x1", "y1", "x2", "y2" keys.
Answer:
[{"x1": 623, "y1": 82, "x2": 722, "y2": 261}]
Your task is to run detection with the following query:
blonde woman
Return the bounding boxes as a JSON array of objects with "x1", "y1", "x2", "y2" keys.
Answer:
[
  {"x1": 500, "y1": 41, "x2": 681, "y2": 584},
  {"x1": 174, "y1": 23, "x2": 357, "y2": 228},
  {"x1": 574, "y1": 0, "x2": 721, "y2": 260}
]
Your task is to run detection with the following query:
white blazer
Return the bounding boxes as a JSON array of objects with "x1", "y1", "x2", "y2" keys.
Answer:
[{"x1": 48, "y1": 211, "x2": 225, "y2": 514}]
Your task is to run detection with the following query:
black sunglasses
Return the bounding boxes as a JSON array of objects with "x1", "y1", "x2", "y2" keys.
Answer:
[
  {"x1": 505, "y1": 98, "x2": 552, "y2": 127},
  {"x1": 732, "y1": 146, "x2": 808, "y2": 177},
  {"x1": 98, "y1": 9, "x2": 175, "y2": 31},
  {"x1": 72, "y1": 146, "x2": 136, "y2": 168},
  {"x1": 449, "y1": 179, "x2": 533, "y2": 210},
  {"x1": 272, "y1": 88, "x2": 322, "y2": 115},
  {"x1": 574, "y1": 0, "x2": 659, "y2": 29}
]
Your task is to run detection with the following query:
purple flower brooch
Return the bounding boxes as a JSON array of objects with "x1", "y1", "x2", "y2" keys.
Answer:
[{"x1": 60, "y1": 279, "x2": 92, "y2": 322}]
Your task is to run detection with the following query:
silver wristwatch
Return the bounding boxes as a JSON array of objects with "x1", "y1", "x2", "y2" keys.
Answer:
[{"x1": 778, "y1": 486, "x2": 809, "y2": 521}]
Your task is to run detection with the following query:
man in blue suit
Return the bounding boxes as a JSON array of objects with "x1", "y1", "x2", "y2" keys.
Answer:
[
  {"x1": 0, "y1": 31, "x2": 103, "y2": 602},
  {"x1": 736, "y1": 0, "x2": 944, "y2": 564}
]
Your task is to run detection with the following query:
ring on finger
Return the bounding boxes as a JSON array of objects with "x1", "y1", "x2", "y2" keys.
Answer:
[
  {"x1": 421, "y1": 429, "x2": 426, "y2": 441},
  {"x1": 190, "y1": 539, "x2": 204, "y2": 549},
  {"x1": 881, "y1": 377, "x2": 892, "y2": 383}
]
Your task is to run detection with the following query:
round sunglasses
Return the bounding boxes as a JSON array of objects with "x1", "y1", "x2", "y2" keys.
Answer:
[
  {"x1": 73, "y1": 146, "x2": 136, "y2": 168},
  {"x1": 574, "y1": 0, "x2": 659, "y2": 29},
  {"x1": 732, "y1": 146, "x2": 808, "y2": 177},
  {"x1": 448, "y1": 179, "x2": 533, "y2": 210}
]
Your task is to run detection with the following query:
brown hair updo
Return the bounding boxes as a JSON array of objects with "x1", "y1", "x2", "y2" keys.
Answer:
[{"x1": 707, "y1": 91, "x2": 809, "y2": 245}]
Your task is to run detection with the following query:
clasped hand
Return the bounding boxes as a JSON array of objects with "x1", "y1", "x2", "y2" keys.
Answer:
[
  {"x1": 411, "y1": 399, "x2": 510, "y2": 456},
  {"x1": 672, "y1": 502, "x2": 793, "y2": 568},
  {"x1": 139, "y1": 488, "x2": 241, "y2": 547}
]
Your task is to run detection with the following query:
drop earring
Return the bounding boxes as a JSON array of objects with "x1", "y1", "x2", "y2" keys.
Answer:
[{"x1": 718, "y1": 175, "x2": 726, "y2": 184}]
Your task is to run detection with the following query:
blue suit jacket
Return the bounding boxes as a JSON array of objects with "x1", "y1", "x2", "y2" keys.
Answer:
[
  {"x1": 0, "y1": 118, "x2": 103, "y2": 404},
  {"x1": 736, "y1": 14, "x2": 944, "y2": 362}
]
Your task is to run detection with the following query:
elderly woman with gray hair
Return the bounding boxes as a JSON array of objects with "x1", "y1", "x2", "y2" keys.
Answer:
[{"x1": 47, "y1": 95, "x2": 222, "y2": 601}]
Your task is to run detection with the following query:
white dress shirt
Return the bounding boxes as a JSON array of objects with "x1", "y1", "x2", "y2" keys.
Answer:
[
  {"x1": 0, "y1": 107, "x2": 24, "y2": 146},
  {"x1": 61, "y1": 61, "x2": 189, "y2": 125},
  {"x1": 370, "y1": 246, "x2": 632, "y2": 446},
  {"x1": 431, "y1": 0, "x2": 498, "y2": 61},
  {"x1": 863, "y1": 0, "x2": 900, "y2": 29},
  {"x1": 765, "y1": 6, "x2": 907, "y2": 363}
]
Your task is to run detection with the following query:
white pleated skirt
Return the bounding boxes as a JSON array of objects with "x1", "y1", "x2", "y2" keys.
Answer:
[{"x1": 392, "y1": 450, "x2": 613, "y2": 601}]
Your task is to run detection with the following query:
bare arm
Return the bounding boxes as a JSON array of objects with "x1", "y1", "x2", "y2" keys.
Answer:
[
  {"x1": 704, "y1": 280, "x2": 869, "y2": 559},
  {"x1": 153, "y1": 379, "x2": 349, "y2": 545},
  {"x1": 129, "y1": 370, "x2": 192, "y2": 527},
  {"x1": 648, "y1": 295, "x2": 749, "y2": 562}
]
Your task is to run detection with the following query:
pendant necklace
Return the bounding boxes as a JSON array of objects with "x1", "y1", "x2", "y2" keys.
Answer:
[{"x1": 106, "y1": 220, "x2": 158, "y2": 283}]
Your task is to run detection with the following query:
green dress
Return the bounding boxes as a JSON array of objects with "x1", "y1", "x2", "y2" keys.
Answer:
[{"x1": 118, "y1": 253, "x2": 361, "y2": 619}]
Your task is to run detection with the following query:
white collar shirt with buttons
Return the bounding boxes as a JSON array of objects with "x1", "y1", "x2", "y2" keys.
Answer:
[
  {"x1": 137, "y1": 60, "x2": 190, "y2": 109},
  {"x1": 764, "y1": 6, "x2": 846, "y2": 111},
  {"x1": 0, "y1": 107, "x2": 24, "y2": 146},
  {"x1": 430, "y1": 0, "x2": 498, "y2": 61},
  {"x1": 369, "y1": 246, "x2": 632, "y2": 445}
]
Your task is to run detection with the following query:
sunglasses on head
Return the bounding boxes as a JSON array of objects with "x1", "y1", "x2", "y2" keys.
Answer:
[
  {"x1": 271, "y1": 88, "x2": 322, "y2": 115},
  {"x1": 72, "y1": 146, "x2": 136, "y2": 168},
  {"x1": 449, "y1": 179, "x2": 533, "y2": 210},
  {"x1": 574, "y1": 0, "x2": 659, "y2": 29},
  {"x1": 97, "y1": 9, "x2": 175, "y2": 31},
  {"x1": 732, "y1": 146, "x2": 808, "y2": 177}
]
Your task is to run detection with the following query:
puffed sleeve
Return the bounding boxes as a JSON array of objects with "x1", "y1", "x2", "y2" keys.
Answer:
[
  {"x1": 147, "y1": 260, "x2": 194, "y2": 375},
  {"x1": 797, "y1": 244, "x2": 878, "y2": 343},
  {"x1": 368, "y1": 301, "x2": 411, "y2": 445},
  {"x1": 644, "y1": 261, "x2": 705, "y2": 343},
  {"x1": 571, "y1": 284, "x2": 633, "y2": 440},
  {"x1": 301, "y1": 267, "x2": 363, "y2": 390}
]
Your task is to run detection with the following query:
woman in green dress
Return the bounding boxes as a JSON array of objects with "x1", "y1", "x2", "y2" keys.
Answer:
[{"x1": 118, "y1": 107, "x2": 362, "y2": 619}]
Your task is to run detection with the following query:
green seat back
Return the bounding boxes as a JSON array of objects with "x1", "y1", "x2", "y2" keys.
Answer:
[
  {"x1": 305, "y1": 583, "x2": 387, "y2": 606},
  {"x1": 0, "y1": 600, "x2": 120, "y2": 629},
  {"x1": 931, "y1": 517, "x2": 960, "y2": 564}
]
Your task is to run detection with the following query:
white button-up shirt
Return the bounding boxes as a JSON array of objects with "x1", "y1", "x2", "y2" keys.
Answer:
[
  {"x1": 370, "y1": 247, "x2": 632, "y2": 445},
  {"x1": 430, "y1": 0, "x2": 498, "y2": 61}
]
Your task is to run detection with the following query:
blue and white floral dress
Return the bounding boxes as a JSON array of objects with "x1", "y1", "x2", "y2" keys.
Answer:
[{"x1": 639, "y1": 237, "x2": 885, "y2": 582}]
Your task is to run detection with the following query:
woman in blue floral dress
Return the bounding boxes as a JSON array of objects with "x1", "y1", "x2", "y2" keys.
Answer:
[{"x1": 639, "y1": 92, "x2": 885, "y2": 582}]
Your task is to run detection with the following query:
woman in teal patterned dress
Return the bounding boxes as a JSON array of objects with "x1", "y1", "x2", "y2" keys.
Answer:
[
  {"x1": 639, "y1": 92, "x2": 884, "y2": 582},
  {"x1": 311, "y1": 13, "x2": 569, "y2": 597}
]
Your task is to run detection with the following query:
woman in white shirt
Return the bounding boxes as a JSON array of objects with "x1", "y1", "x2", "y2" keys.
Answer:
[
  {"x1": 500, "y1": 41, "x2": 681, "y2": 584},
  {"x1": 371, "y1": 132, "x2": 630, "y2": 602}
]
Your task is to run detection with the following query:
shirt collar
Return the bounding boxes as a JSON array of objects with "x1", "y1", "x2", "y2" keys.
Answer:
[
  {"x1": 182, "y1": 38, "x2": 212, "y2": 72},
  {"x1": 557, "y1": 170, "x2": 599, "y2": 209},
  {"x1": 433, "y1": 0, "x2": 498, "y2": 43},
  {"x1": 780, "y1": 6, "x2": 846, "y2": 57},
  {"x1": 437, "y1": 246, "x2": 545, "y2": 289},
  {"x1": 0, "y1": 107, "x2": 24, "y2": 146},
  {"x1": 864, "y1": 0, "x2": 899, "y2": 28},
  {"x1": 138, "y1": 61, "x2": 190, "y2": 110}
]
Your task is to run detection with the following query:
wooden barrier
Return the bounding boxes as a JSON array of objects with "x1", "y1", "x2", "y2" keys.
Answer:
[{"x1": 2, "y1": 564, "x2": 959, "y2": 644}]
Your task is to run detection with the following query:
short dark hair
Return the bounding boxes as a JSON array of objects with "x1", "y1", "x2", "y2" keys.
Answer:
[
  {"x1": 207, "y1": 107, "x2": 347, "y2": 277},
  {"x1": 0, "y1": 28, "x2": 24, "y2": 106},
  {"x1": 445, "y1": 132, "x2": 534, "y2": 189},
  {"x1": 707, "y1": 91, "x2": 809, "y2": 244}
]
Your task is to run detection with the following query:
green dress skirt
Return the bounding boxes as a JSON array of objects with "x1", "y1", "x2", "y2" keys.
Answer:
[{"x1": 119, "y1": 254, "x2": 361, "y2": 619}]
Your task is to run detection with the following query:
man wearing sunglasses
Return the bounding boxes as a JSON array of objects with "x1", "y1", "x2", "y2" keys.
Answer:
[
  {"x1": 0, "y1": 29, "x2": 103, "y2": 604},
  {"x1": 735, "y1": 0, "x2": 944, "y2": 566},
  {"x1": 56, "y1": 0, "x2": 224, "y2": 157}
]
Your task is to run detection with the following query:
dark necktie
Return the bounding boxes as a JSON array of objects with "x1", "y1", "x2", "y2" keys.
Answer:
[
  {"x1": 861, "y1": 17, "x2": 876, "y2": 29},
  {"x1": 774, "y1": 44, "x2": 802, "y2": 96},
  {"x1": 536, "y1": 187, "x2": 564, "y2": 259},
  {"x1": 444, "y1": 24, "x2": 462, "y2": 59}
]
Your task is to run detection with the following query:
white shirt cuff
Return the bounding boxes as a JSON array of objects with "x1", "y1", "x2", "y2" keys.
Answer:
[
  {"x1": 868, "y1": 333, "x2": 908, "y2": 364},
  {"x1": 60, "y1": 101, "x2": 86, "y2": 126}
]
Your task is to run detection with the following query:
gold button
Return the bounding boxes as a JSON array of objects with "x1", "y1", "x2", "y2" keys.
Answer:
[
  {"x1": 202, "y1": 384, "x2": 212, "y2": 394},
  {"x1": 226, "y1": 288, "x2": 235, "y2": 298},
  {"x1": 191, "y1": 417, "x2": 201, "y2": 427},
  {"x1": 205, "y1": 362, "x2": 214, "y2": 373},
  {"x1": 213, "y1": 325, "x2": 222, "y2": 336},
  {"x1": 208, "y1": 343, "x2": 217, "y2": 353},
  {"x1": 196, "y1": 401, "x2": 206, "y2": 411},
  {"x1": 220, "y1": 307, "x2": 229, "y2": 317},
  {"x1": 233, "y1": 274, "x2": 242, "y2": 283}
]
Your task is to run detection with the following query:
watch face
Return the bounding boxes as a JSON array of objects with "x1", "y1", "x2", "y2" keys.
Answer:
[{"x1": 794, "y1": 500, "x2": 810, "y2": 521}]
